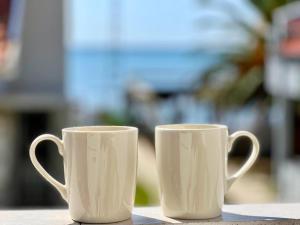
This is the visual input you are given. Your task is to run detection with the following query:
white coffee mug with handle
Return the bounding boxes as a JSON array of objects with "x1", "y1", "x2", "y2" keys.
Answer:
[
  {"x1": 29, "y1": 126, "x2": 138, "y2": 223},
  {"x1": 155, "y1": 124, "x2": 259, "y2": 219}
]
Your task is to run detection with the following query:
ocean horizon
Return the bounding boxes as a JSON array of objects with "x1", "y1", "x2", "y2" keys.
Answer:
[{"x1": 66, "y1": 48, "x2": 218, "y2": 111}]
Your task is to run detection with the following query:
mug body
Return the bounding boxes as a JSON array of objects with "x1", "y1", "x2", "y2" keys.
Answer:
[
  {"x1": 62, "y1": 126, "x2": 138, "y2": 223},
  {"x1": 156, "y1": 124, "x2": 228, "y2": 219}
]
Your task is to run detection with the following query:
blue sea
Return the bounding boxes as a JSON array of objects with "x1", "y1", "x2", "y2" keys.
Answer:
[{"x1": 66, "y1": 48, "x2": 218, "y2": 113}]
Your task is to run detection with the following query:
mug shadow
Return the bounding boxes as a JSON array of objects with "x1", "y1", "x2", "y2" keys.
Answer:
[
  {"x1": 74, "y1": 214, "x2": 165, "y2": 225},
  {"x1": 71, "y1": 211, "x2": 292, "y2": 225},
  {"x1": 174, "y1": 211, "x2": 290, "y2": 223},
  {"x1": 132, "y1": 214, "x2": 166, "y2": 224},
  {"x1": 221, "y1": 211, "x2": 289, "y2": 221}
]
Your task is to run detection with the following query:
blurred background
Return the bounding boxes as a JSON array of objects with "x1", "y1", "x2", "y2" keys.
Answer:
[{"x1": 0, "y1": 0, "x2": 300, "y2": 208}]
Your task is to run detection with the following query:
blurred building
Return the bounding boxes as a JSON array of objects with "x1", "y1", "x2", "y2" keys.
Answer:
[
  {"x1": 266, "y1": 1, "x2": 300, "y2": 202},
  {"x1": 0, "y1": 0, "x2": 68, "y2": 206}
]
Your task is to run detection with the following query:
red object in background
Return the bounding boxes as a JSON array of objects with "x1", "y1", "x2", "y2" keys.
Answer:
[
  {"x1": 287, "y1": 18, "x2": 300, "y2": 37},
  {"x1": 0, "y1": 0, "x2": 11, "y2": 64},
  {"x1": 280, "y1": 17, "x2": 300, "y2": 58},
  {"x1": 0, "y1": 0, "x2": 10, "y2": 23},
  {"x1": 280, "y1": 39, "x2": 300, "y2": 58}
]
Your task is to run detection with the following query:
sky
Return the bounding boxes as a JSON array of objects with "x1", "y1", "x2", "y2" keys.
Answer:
[{"x1": 66, "y1": 0, "x2": 261, "y2": 49}]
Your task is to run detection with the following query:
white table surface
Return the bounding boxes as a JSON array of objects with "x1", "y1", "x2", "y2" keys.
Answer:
[{"x1": 1, "y1": 204, "x2": 300, "y2": 225}]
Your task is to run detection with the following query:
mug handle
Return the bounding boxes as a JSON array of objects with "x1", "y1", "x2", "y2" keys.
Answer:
[
  {"x1": 29, "y1": 134, "x2": 67, "y2": 202},
  {"x1": 226, "y1": 131, "x2": 260, "y2": 192}
]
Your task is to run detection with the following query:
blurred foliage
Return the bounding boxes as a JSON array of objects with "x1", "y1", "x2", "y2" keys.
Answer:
[
  {"x1": 99, "y1": 112, "x2": 131, "y2": 125},
  {"x1": 135, "y1": 184, "x2": 152, "y2": 206},
  {"x1": 250, "y1": 0, "x2": 295, "y2": 22},
  {"x1": 197, "y1": 0, "x2": 298, "y2": 109}
]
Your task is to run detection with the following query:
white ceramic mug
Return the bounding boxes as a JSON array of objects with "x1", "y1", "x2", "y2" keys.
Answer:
[
  {"x1": 29, "y1": 126, "x2": 138, "y2": 223},
  {"x1": 155, "y1": 124, "x2": 259, "y2": 219}
]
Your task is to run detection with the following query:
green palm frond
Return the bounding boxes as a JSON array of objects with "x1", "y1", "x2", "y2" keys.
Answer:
[
  {"x1": 250, "y1": 0, "x2": 298, "y2": 21},
  {"x1": 195, "y1": 0, "x2": 295, "y2": 108}
]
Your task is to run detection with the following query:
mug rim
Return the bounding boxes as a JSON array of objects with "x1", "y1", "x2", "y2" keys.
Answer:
[
  {"x1": 62, "y1": 126, "x2": 138, "y2": 133},
  {"x1": 156, "y1": 123, "x2": 227, "y2": 131}
]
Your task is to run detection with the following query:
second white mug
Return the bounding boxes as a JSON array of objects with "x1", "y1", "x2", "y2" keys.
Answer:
[{"x1": 156, "y1": 124, "x2": 259, "y2": 219}]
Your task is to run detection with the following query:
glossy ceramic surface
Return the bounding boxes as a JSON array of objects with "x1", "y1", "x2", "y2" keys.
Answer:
[
  {"x1": 29, "y1": 126, "x2": 138, "y2": 223},
  {"x1": 155, "y1": 124, "x2": 259, "y2": 219}
]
